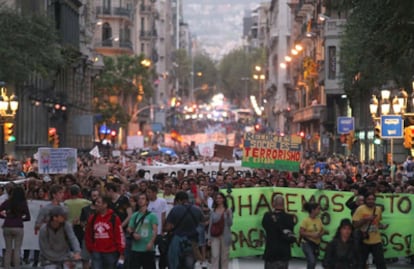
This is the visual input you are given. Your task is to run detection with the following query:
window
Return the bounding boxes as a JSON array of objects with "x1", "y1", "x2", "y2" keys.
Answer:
[
  {"x1": 328, "y1": 46, "x2": 336, "y2": 79},
  {"x1": 141, "y1": 17, "x2": 145, "y2": 31},
  {"x1": 141, "y1": 43, "x2": 145, "y2": 53},
  {"x1": 102, "y1": 23, "x2": 112, "y2": 45},
  {"x1": 103, "y1": 0, "x2": 111, "y2": 14}
]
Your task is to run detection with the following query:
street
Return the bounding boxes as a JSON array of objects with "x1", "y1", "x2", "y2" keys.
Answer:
[{"x1": 14, "y1": 257, "x2": 414, "y2": 269}]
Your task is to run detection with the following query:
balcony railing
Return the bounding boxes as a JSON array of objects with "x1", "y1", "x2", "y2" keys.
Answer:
[
  {"x1": 140, "y1": 30, "x2": 157, "y2": 39},
  {"x1": 95, "y1": 40, "x2": 134, "y2": 53},
  {"x1": 324, "y1": 19, "x2": 347, "y2": 37},
  {"x1": 140, "y1": 4, "x2": 152, "y2": 13},
  {"x1": 120, "y1": 41, "x2": 133, "y2": 50},
  {"x1": 96, "y1": 6, "x2": 132, "y2": 20},
  {"x1": 293, "y1": 104, "x2": 326, "y2": 123}
]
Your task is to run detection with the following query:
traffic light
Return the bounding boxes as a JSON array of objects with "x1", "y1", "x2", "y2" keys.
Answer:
[
  {"x1": 299, "y1": 131, "x2": 305, "y2": 139},
  {"x1": 346, "y1": 131, "x2": 357, "y2": 150},
  {"x1": 403, "y1": 126, "x2": 414, "y2": 149},
  {"x1": 110, "y1": 130, "x2": 117, "y2": 137},
  {"x1": 4, "y1": 122, "x2": 15, "y2": 143},
  {"x1": 373, "y1": 124, "x2": 382, "y2": 145},
  {"x1": 254, "y1": 124, "x2": 261, "y2": 132},
  {"x1": 48, "y1": 127, "x2": 59, "y2": 148}
]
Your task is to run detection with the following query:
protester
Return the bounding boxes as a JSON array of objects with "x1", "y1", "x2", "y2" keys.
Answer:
[
  {"x1": 299, "y1": 202, "x2": 326, "y2": 269},
  {"x1": 207, "y1": 192, "x2": 233, "y2": 269},
  {"x1": 127, "y1": 192, "x2": 158, "y2": 269},
  {"x1": 262, "y1": 194, "x2": 295, "y2": 269},
  {"x1": 38, "y1": 206, "x2": 81, "y2": 269},
  {"x1": 352, "y1": 192, "x2": 388, "y2": 269},
  {"x1": 323, "y1": 218, "x2": 358, "y2": 269},
  {"x1": 85, "y1": 195, "x2": 125, "y2": 269},
  {"x1": 0, "y1": 185, "x2": 31, "y2": 269},
  {"x1": 165, "y1": 191, "x2": 203, "y2": 269},
  {"x1": 147, "y1": 184, "x2": 168, "y2": 269}
]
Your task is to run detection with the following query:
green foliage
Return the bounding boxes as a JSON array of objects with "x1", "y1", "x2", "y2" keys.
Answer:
[
  {"x1": 0, "y1": 7, "x2": 63, "y2": 85},
  {"x1": 340, "y1": 0, "x2": 414, "y2": 101},
  {"x1": 219, "y1": 47, "x2": 266, "y2": 105},
  {"x1": 193, "y1": 53, "x2": 218, "y2": 102},
  {"x1": 93, "y1": 54, "x2": 153, "y2": 125},
  {"x1": 174, "y1": 49, "x2": 192, "y2": 96}
]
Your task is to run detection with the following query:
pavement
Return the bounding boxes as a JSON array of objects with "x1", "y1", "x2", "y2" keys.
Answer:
[{"x1": 14, "y1": 257, "x2": 414, "y2": 269}]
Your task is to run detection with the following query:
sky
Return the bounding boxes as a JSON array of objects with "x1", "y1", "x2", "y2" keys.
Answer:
[{"x1": 183, "y1": 0, "x2": 262, "y2": 60}]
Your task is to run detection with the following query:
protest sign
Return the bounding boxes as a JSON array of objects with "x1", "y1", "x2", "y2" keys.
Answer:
[
  {"x1": 242, "y1": 133, "x2": 302, "y2": 171},
  {"x1": 0, "y1": 160, "x2": 7, "y2": 175},
  {"x1": 37, "y1": 148, "x2": 77, "y2": 174},
  {"x1": 227, "y1": 187, "x2": 414, "y2": 258},
  {"x1": 214, "y1": 144, "x2": 234, "y2": 160},
  {"x1": 198, "y1": 142, "x2": 215, "y2": 157}
]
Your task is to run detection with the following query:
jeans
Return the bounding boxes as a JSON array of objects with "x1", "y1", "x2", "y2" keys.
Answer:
[
  {"x1": 359, "y1": 242, "x2": 386, "y2": 269},
  {"x1": 210, "y1": 235, "x2": 230, "y2": 269},
  {"x1": 129, "y1": 251, "x2": 156, "y2": 269},
  {"x1": 301, "y1": 241, "x2": 318, "y2": 269},
  {"x1": 90, "y1": 251, "x2": 119, "y2": 269},
  {"x1": 3, "y1": 227, "x2": 23, "y2": 269}
]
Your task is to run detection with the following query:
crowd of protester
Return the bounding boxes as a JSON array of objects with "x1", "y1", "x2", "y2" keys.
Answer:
[{"x1": 0, "y1": 149, "x2": 413, "y2": 268}]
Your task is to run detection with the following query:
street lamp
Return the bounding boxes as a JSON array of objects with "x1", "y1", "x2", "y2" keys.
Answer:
[{"x1": 369, "y1": 88, "x2": 414, "y2": 163}]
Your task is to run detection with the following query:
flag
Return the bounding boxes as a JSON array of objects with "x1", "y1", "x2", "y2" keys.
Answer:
[{"x1": 89, "y1": 145, "x2": 100, "y2": 158}]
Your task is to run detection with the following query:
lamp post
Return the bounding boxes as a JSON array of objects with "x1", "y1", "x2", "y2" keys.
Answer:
[
  {"x1": 369, "y1": 88, "x2": 414, "y2": 164},
  {"x1": 253, "y1": 65, "x2": 265, "y2": 106}
]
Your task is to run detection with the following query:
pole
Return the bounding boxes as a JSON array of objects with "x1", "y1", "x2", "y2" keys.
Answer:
[
  {"x1": 390, "y1": 138, "x2": 393, "y2": 165},
  {"x1": 175, "y1": 0, "x2": 180, "y2": 97},
  {"x1": 0, "y1": 123, "x2": 4, "y2": 157}
]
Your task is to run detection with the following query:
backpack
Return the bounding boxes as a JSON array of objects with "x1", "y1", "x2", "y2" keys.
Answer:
[{"x1": 90, "y1": 212, "x2": 117, "y2": 242}]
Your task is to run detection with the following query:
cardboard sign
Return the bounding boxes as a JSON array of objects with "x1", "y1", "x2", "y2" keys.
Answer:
[{"x1": 214, "y1": 144, "x2": 234, "y2": 160}]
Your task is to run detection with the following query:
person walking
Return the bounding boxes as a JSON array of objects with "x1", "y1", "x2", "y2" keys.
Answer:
[
  {"x1": 323, "y1": 218, "x2": 359, "y2": 269},
  {"x1": 352, "y1": 192, "x2": 388, "y2": 269},
  {"x1": 165, "y1": 191, "x2": 203, "y2": 269},
  {"x1": 207, "y1": 192, "x2": 233, "y2": 269},
  {"x1": 262, "y1": 195, "x2": 296, "y2": 269},
  {"x1": 299, "y1": 202, "x2": 326, "y2": 269},
  {"x1": 0, "y1": 186, "x2": 31, "y2": 269},
  {"x1": 127, "y1": 192, "x2": 158, "y2": 269},
  {"x1": 38, "y1": 206, "x2": 81, "y2": 269},
  {"x1": 85, "y1": 195, "x2": 125, "y2": 269}
]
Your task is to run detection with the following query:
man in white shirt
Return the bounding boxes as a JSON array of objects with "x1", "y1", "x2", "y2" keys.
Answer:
[{"x1": 147, "y1": 184, "x2": 168, "y2": 269}]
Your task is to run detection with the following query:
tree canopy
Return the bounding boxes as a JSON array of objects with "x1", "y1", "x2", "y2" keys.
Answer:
[
  {"x1": 0, "y1": 7, "x2": 63, "y2": 86},
  {"x1": 340, "y1": 0, "x2": 414, "y2": 100},
  {"x1": 93, "y1": 54, "x2": 153, "y2": 126}
]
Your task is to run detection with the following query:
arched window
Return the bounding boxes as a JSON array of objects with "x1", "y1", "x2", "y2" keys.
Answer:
[{"x1": 102, "y1": 23, "x2": 112, "y2": 46}]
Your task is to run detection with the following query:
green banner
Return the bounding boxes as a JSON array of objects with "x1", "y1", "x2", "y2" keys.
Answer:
[
  {"x1": 227, "y1": 187, "x2": 414, "y2": 258},
  {"x1": 241, "y1": 133, "x2": 302, "y2": 171}
]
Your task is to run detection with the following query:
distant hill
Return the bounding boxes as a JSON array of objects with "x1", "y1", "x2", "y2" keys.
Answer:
[{"x1": 183, "y1": 0, "x2": 261, "y2": 60}]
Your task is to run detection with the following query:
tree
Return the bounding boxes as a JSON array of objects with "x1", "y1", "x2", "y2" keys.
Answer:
[
  {"x1": 339, "y1": 0, "x2": 414, "y2": 103},
  {"x1": 218, "y1": 47, "x2": 266, "y2": 106},
  {"x1": 192, "y1": 53, "x2": 218, "y2": 103},
  {"x1": 93, "y1": 54, "x2": 153, "y2": 128},
  {"x1": 0, "y1": 7, "x2": 63, "y2": 88}
]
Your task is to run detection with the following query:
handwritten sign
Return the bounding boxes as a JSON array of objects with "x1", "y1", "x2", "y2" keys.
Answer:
[
  {"x1": 242, "y1": 133, "x2": 302, "y2": 171},
  {"x1": 227, "y1": 187, "x2": 414, "y2": 258},
  {"x1": 0, "y1": 160, "x2": 7, "y2": 175},
  {"x1": 38, "y1": 148, "x2": 77, "y2": 174}
]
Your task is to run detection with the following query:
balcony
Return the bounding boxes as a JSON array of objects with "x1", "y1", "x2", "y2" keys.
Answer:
[
  {"x1": 94, "y1": 40, "x2": 134, "y2": 55},
  {"x1": 296, "y1": 0, "x2": 315, "y2": 18},
  {"x1": 140, "y1": 30, "x2": 157, "y2": 40},
  {"x1": 140, "y1": 4, "x2": 152, "y2": 14},
  {"x1": 96, "y1": 6, "x2": 132, "y2": 20},
  {"x1": 293, "y1": 104, "x2": 326, "y2": 123},
  {"x1": 324, "y1": 19, "x2": 347, "y2": 38}
]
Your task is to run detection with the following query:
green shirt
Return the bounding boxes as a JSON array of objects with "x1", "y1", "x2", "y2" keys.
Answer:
[{"x1": 128, "y1": 211, "x2": 158, "y2": 252}]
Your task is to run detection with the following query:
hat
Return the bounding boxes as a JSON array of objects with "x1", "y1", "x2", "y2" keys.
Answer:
[{"x1": 49, "y1": 206, "x2": 67, "y2": 218}]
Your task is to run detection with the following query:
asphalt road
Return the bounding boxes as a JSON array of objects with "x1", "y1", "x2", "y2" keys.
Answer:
[{"x1": 16, "y1": 257, "x2": 414, "y2": 269}]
